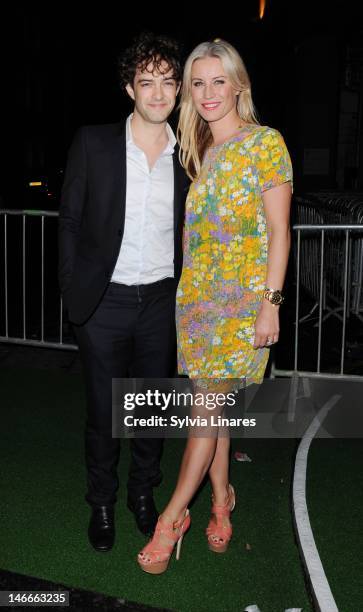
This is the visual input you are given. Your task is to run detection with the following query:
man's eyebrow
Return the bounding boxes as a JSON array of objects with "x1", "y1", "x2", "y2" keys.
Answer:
[{"x1": 136, "y1": 76, "x2": 175, "y2": 82}]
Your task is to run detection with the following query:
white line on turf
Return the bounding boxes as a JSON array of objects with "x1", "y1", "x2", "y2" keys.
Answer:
[{"x1": 293, "y1": 393, "x2": 341, "y2": 612}]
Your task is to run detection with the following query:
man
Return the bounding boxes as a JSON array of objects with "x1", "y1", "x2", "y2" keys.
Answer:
[{"x1": 58, "y1": 33, "x2": 188, "y2": 551}]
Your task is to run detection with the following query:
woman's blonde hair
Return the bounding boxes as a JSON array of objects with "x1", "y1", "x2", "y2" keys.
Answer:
[{"x1": 177, "y1": 39, "x2": 259, "y2": 180}]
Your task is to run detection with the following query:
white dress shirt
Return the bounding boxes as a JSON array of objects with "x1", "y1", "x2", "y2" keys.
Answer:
[{"x1": 111, "y1": 114, "x2": 175, "y2": 285}]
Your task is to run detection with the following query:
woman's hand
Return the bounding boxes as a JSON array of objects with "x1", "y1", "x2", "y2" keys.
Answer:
[{"x1": 253, "y1": 301, "x2": 280, "y2": 349}]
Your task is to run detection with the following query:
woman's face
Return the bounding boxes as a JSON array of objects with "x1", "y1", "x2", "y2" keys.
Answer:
[{"x1": 190, "y1": 56, "x2": 239, "y2": 123}]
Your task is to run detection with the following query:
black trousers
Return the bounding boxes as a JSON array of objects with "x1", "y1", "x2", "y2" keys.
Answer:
[{"x1": 73, "y1": 278, "x2": 177, "y2": 507}]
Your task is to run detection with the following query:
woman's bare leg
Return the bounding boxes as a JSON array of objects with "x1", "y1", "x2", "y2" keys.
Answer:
[
  {"x1": 161, "y1": 435, "x2": 219, "y2": 522},
  {"x1": 161, "y1": 384, "x2": 230, "y2": 523},
  {"x1": 208, "y1": 432, "x2": 230, "y2": 505},
  {"x1": 137, "y1": 383, "x2": 232, "y2": 569}
]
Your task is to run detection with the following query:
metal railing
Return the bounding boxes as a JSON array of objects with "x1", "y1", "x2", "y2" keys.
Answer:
[
  {"x1": 294, "y1": 193, "x2": 363, "y2": 321},
  {"x1": 0, "y1": 209, "x2": 77, "y2": 350},
  {"x1": 2, "y1": 208, "x2": 363, "y2": 379},
  {"x1": 272, "y1": 223, "x2": 363, "y2": 380}
]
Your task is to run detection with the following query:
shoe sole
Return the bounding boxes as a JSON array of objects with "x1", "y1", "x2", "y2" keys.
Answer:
[
  {"x1": 138, "y1": 560, "x2": 169, "y2": 574},
  {"x1": 208, "y1": 543, "x2": 229, "y2": 553}
]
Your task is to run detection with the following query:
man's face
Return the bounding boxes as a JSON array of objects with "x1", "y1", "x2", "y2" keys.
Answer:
[{"x1": 126, "y1": 60, "x2": 180, "y2": 124}]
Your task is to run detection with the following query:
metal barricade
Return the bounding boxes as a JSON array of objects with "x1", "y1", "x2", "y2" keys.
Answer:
[
  {"x1": 0, "y1": 209, "x2": 77, "y2": 350},
  {"x1": 273, "y1": 222, "x2": 363, "y2": 380},
  {"x1": 2, "y1": 207, "x2": 363, "y2": 378},
  {"x1": 293, "y1": 193, "x2": 363, "y2": 322}
]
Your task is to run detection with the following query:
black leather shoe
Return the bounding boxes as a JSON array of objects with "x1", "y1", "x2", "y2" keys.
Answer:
[
  {"x1": 127, "y1": 494, "x2": 158, "y2": 537},
  {"x1": 88, "y1": 505, "x2": 115, "y2": 552}
]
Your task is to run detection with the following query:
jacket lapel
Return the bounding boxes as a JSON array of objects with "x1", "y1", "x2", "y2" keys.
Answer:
[
  {"x1": 173, "y1": 147, "x2": 188, "y2": 236},
  {"x1": 117, "y1": 121, "x2": 127, "y2": 218}
]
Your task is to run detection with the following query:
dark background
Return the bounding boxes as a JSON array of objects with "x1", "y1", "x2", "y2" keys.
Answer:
[
  {"x1": 2, "y1": 0, "x2": 363, "y2": 209},
  {"x1": 1, "y1": 1, "x2": 363, "y2": 367},
  {"x1": 0, "y1": 7, "x2": 362, "y2": 607}
]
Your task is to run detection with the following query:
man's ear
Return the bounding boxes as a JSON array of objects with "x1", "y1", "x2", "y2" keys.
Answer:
[{"x1": 126, "y1": 83, "x2": 135, "y2": 101}]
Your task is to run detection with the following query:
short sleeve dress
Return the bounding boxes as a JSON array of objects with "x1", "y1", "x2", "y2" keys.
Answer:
[{"x1": 176, "y1": 125, "x2": 293, "y2": 386}]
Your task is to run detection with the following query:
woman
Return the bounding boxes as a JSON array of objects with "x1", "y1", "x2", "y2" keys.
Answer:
[{"x1": 137, "y1": 39, "x2": 292, "y2": 574}]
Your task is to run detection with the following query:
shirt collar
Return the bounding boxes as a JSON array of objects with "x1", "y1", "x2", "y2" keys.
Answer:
[{"x1": 126, "y1": 113, "x2": 176, "y2": 155}]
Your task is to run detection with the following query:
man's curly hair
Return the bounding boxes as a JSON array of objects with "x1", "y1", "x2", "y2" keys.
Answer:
[{"x1": 118, "y1": 32, "x2": 182, "y2": 89}]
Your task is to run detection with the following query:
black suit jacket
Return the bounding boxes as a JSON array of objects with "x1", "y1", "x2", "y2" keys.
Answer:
[{"x1": 58, "y1": 120, "x2": 189, "y2": 325}]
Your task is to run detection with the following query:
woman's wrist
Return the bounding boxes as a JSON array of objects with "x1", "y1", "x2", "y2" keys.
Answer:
[{"x1": 260, "y1": 299, "x2": 280, "y2": 312}]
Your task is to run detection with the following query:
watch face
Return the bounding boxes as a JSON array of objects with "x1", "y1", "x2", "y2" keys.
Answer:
[
  {"x1": 271, "y1": 292, "x2": 283, "y2": 304},
  {"x1": 264, "y1": 290, "x2": 284, "y2": 304}
]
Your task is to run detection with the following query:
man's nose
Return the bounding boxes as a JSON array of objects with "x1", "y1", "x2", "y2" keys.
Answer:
[{"x1": 153, "y1": 84, "x2": 164, "y2": 99}]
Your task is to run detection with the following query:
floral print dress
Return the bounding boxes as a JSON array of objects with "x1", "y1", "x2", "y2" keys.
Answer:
[{"x1": 176, "y1": 125, "x2": 293, "y2": 386}]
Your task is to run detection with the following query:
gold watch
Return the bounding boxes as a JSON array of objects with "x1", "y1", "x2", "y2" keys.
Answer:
[{"x1": 263, "y1": 288, "x2": 284, "y2": 305}]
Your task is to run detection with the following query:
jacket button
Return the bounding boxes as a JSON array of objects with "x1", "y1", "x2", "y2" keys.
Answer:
[{"x1": 118, "y1": 229, "x2": 122, "y2": 236}]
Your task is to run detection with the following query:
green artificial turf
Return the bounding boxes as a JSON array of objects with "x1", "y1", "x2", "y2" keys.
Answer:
[
  {"x1": 307, "y1": 439, "x2": 363, "y2": 612},
  {"x1": 0, "y1": 367, "x2": 312, "y2": 611}
]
